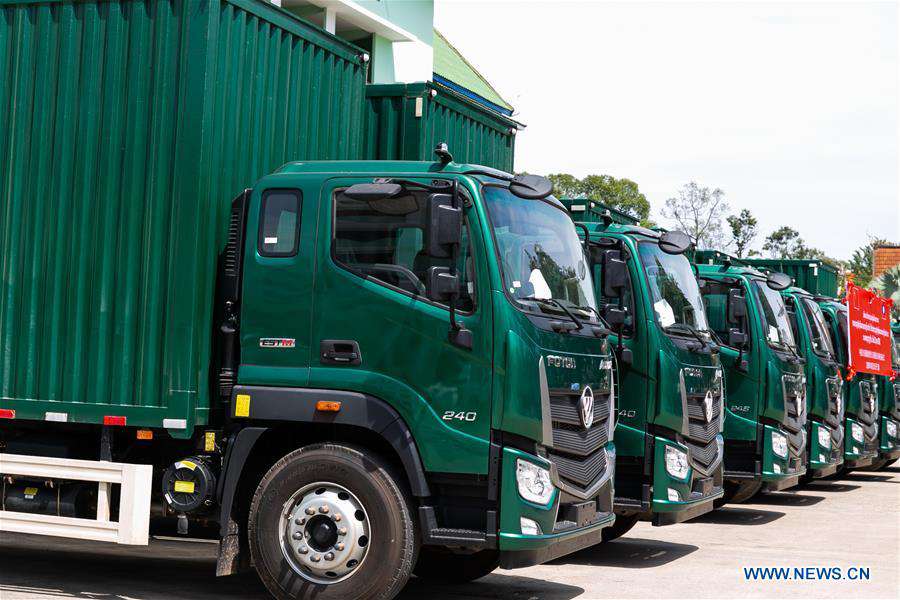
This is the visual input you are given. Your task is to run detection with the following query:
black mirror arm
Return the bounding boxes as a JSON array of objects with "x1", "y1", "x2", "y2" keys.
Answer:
[{"x1": 446, "y1": 179, "x2": 472, "y2": 349}]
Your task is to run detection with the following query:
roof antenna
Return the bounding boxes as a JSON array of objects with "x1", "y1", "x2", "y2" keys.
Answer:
[{"x1": 434, "y1": 142, "x2": 453, "y2": 166}]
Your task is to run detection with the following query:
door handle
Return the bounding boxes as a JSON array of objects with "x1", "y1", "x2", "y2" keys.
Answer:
[{"x1": 320, "y1": 340, "x2": 362, "y2": 366}]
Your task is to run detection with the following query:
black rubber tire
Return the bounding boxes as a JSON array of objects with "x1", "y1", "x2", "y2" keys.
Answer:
[
  {"x1": 414, "y1": 548, "x2": 499, "y2": 583},
  {"x1": 248, "y1": 444, "x2": 417, "y2": 600},
  {"x1": 878, "y1": 458, "x2": 898, "y2": 470},
  {"x1": 716, "y1": 480, "x2": 763, "y2": 507},
  {"x1": 600, "y1": 513, "x2": 639, "y2": 542}
]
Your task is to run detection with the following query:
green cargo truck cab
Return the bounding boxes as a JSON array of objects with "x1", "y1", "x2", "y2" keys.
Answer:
[
  {"x1": 816, "y1": 300, "x2": 881, "y2": 470},
  {"x1": 780, "y1": 287, "x2": 844, "y2": 478},
  {"x1": 0, "y1": 159, "x2": 617, "y2": 600},
  {"x1": 696, "y1": 254, "x2": 807, "y2": 502},
  {"x1": 573, "y1": 214, "x2": 724, "y2": 540}
]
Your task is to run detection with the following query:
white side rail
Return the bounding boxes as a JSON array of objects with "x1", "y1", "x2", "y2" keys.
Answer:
[{"x1": 0, "y1": 453, "x2": 152, "y2": 545}]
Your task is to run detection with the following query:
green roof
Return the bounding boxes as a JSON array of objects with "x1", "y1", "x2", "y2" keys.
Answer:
[{"x1": 433, "y1": 29, "x2": 513, "y2": 112}]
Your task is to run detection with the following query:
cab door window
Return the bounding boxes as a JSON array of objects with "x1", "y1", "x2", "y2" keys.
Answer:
[{"x1": 333, "y1": 187, "x2": 475, "y2": 312}]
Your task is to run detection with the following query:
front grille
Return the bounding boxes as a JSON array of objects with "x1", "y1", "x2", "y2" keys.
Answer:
[
  {"x1": 547, "y1": 448, "x2": 608, "y2": 488},
  {"x1": 892, "y1": 384, "x2": 900, "y2": 420},
  {"x1": 685, "y1": 393, "x2": 722, "y2": 443},
  {"x1": 825, "y1": 377, "x2": 842, "y2": 429},
  {"x1": 683, "y1": 437, "x2": 719, "y2": 474},
  {"x1": 831, "y1": 420, "x2": 844, "y2": 450},
  {"x1": 782, "y1": 374, "x2": 806, "y2": 434},
  {"x1": 858, "y1": 380, "x2": 878, "y2": 426},
  {"x1": 787, "y1": 427, "x2": 805, "y2": 459},
  {"x1": 547, "y1": 387, "x2": 612, "y2": 494}
]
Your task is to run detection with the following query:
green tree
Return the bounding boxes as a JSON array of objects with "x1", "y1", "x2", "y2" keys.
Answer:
[
  {"x1": 546, "y1": 173, "x2": 582, "y2": 199},
  {"x1": 726, "y1": 209, "x2": 758, "y2": 257},
  {"x1": 763, "y1": 226, "x2": 802, "y2": 258},
  {"x1": 662, "y1": 182, "x2": 729, "y2": 248},
  {"x1": 873, "y1": 265, "x2": 900, "y2": 320},
  {"x1": 544, "y1": 173, "x2": 650, "y2": 224},
  {"x1": 847, "y1": 237, "x2": 888, "y2": 288},
  {"x1": 577, "y1": 175, "x2": 651, "y2": 223}
]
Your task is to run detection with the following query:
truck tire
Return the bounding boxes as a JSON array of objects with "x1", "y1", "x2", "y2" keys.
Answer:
[
  {"x1": 715, "y1": 480, "x2": 762, "y2": 507},
  {"x1": 248, "y1": 444, "x2": 417, "y2": 600},
  {"x1": 600, "y1": 513, "x2": 639, "y2": 542},
  {"x1": 414, "y1": 548, "x2": 499, "y2": 583}
]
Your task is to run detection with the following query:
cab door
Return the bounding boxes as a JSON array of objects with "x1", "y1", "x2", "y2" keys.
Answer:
[
  {"x1": 239, "y1": 180, "x2": 319, "y2": 387},
  {"x1": 308, "y1": 176, "x2": 494, "y2": 475}
]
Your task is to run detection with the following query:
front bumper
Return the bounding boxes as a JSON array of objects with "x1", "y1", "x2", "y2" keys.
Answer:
[
  {"x1": 807, "y1": 421, "x2": 842, "y2": 479},
  {"x1": 760, "y1": 423, "x2": 805, "y2": 490},
  {"x1": 498, "y1": 446, "x2": 615, "y2": 568},
  {"x1": 844, "y1": 417, "x2": 878, "y2": 468},
  {"x1": 878, "y1": 416, "x2": 900, "y2": 460},
  {"x1": 649, "y1": 435, "x2": 723, "y2": 525}
]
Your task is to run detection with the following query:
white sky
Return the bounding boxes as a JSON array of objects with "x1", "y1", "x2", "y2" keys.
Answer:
[{"x1": 434, "y1": 0, "x2": 899, "y2": 260}]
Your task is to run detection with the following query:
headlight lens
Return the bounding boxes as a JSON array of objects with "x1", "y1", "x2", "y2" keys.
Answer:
[
  {"x1": 817, "y1": 426, "x2": 831, "y2": 449},
  {"x1": 665, "y1": 445, "x2": 690, "y2": 480},
  {"x1": 520, "y1": 517, "x2": 542, "y2": 536},
  {"x1": 771, "y1": 430, "x2": 788, "y2": 458},
  {"x1": 516, "y1": 459, "x2": 554, "y2": 505},
  {"x1": 886, "y1": 420, "x2": 898, "y2": 438},
  {"x1": 851, "y1": 422, "x2": 864, "y2": 443}
]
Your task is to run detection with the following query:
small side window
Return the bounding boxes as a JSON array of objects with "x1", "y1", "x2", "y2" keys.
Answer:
[{"x1": 258, "y1": 189, "x2": 301, "y2": 257}]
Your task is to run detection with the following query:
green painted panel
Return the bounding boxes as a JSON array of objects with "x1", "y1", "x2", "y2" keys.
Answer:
[
  {"x1": 743, "y1": 258, "x2": 839, "y2": 298},
  {"x1": 363, "y1": 81, "x2": 517, "y2": 172},
  {"x1": 0, "y1": 0, "x2": 367, "y2": 432}
]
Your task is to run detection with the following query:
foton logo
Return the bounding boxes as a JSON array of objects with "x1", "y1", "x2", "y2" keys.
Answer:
[
  {"x1": 546, "y1": 355, "x2": 576, "y2": 369},
  {"x1": 259, "y1": 338, "x2": 296, "y2": 349}
]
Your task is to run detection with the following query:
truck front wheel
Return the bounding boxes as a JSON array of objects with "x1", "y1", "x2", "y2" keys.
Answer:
[
  {"x1": 414, "y1": 548, "x2": 499, "y2": 583},
  {"x1": 600, "y1": 513, "x2": 639, "y2": 542},
  {"x1": 248, "y1": 444, "x2": 417, "y2": 600}
]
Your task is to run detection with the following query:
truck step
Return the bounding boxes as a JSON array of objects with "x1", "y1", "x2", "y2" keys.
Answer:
[{"x1": 418, "y1": 506, "x2": 497, "y2": 549}]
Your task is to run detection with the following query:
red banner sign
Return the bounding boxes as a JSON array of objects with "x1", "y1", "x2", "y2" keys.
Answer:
[{"x1": 845, "y1": 282, "x2": 893, "y2": 376}]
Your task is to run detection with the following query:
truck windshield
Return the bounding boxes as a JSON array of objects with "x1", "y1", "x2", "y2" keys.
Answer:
[
  {"x1": 637, "y1": 242, "x2": 710, "y2": 334},
  {"x1": 752, "y1": 281, "x2": 796, "y2": 351},
  {"x1": 801, "y1": 297, "x2": 836, "y2": 359},
  {"x1": 483, "y1": 185, "x2": 598, "y2": 319}
]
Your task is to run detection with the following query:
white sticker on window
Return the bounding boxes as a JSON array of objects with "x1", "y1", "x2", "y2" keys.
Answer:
[
  {"x1": 264, "y1": 236, "x2": 278, "y2": 245},
  {"x1": 768, "y1": 325, "x2": 780, "y2": 343},
  {"x1": 529, "y1": 269, "x2": 552, "y2": 299},
  {"x1": 512, "y1": 281, "x2": 521, "y2": 288},
  {"x1": 654, "y1": 299, "x2": 676, "y2": 327}
]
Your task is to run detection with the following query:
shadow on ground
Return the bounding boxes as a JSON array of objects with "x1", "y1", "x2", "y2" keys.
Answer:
[
  {"x1": 551, "y1": 536, "x2": 698, "y2": 569},
  {"x1": 843, "y1": 473, "x2": 895, "y2": 483},
  {"x1": 800, "y1": 481, "x2": 862, "y2": 493},
  {"x1": 751, "y1": 492, "x2": 826, "y2": 507},
  {"x1": 400, "y1": 572, "x2": 583, "y2": 600},
  {"x1": 693, "y1": 506, "x2": 785, "y2": 526}
]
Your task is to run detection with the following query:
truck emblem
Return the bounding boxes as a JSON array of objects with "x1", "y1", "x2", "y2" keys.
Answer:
[
  {"x1": 703, "y1": 390, "x2": 714, "y2": 423},
  {"x1": 546, "y1": 355, "x2": 576, "y2": 369},
  {"x1": 866, "y1": 395, "x2": 875, "y2": 414},
  {"x1": 579, "y1": 386, "x2": 594, "y2": 429},
  {"x1": 259, "y1": 338, "x2": 296, "y2": 348}
]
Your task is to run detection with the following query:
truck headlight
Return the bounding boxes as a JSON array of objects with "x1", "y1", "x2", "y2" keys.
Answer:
[
  {"x1": 516, "y1": 459, "x2": 554, "y2": 505},
  {"x1": 771, "y1": 430, "x2": 788, "y2": 458},
  {"x1": 665, "y1": 445, "x2": 690, "y2": 480},
  {"x1": 851, "y1": 422, "x2": 864, "y2": 443},
  {"x1": 817, "y1": 426, "x2": 831, "y2": 449},
  {"x1": 886, "y1": 420, "x2": 898, "y2": 438}
]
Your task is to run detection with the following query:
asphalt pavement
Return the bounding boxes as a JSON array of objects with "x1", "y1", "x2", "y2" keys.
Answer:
[{"x1": 0, "y1": 468, "x2": 897, "y2": 599}]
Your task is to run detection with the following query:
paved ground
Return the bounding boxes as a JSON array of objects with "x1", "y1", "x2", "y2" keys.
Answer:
[{"x1": 1, "y1": 468, "x2": 897, "y2": 599}]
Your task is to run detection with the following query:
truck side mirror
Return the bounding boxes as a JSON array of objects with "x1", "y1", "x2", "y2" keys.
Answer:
[
  {"x1": 727, "y1": 288, "x2": 747, "y2": 324},
  {"x1": 427, "y1": 267, "x2": 459, "y2": 303},
  {"x1": 728, "y1": 328, "x2": 748, "y2": 348},
  {"x1": 602, "y1": 251, "x2": 627, "y2": 299},
  {"x1": 426, "y1": 193, "x2": 461, "y2": 258}
]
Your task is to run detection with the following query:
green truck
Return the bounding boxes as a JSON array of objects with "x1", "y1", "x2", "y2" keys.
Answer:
[
  {"x1": 816, "y1": 299, "x2": 881, "y2": 470},
  {"x1": 695, "y1": 252, "x2": 807, "y2": 502},
  {"x1": 780, "y1": 287, "x2": 844, "y2": 478},
  {"x1": 565, "y1": 203, "x2": 724, "y2": 540},
  {"x1": 0, "y1": 156, "x2": 619, "y2": 599}
]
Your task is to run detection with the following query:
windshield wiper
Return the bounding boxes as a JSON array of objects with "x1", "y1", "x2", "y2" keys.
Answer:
[
  {"x1": 664, "y1": 323, "x2": 710, "y2": 348},
  {"x1": 518, "y1": 296, "x2": 584, "y2": 331}
]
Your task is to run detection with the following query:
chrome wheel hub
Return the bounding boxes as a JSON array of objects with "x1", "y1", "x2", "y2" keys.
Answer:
[{"x1": 280, "y1": 482, "x2": 370, "y2": 584}]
